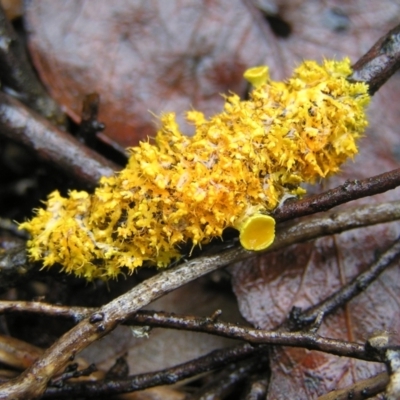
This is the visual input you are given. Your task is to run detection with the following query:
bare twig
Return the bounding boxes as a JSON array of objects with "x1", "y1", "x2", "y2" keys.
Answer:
[
  {"x1": 350, "y1": 23, "x2": 400, "y2": 94},
  {"x1": 0, "y1": 91, "x2": 118, "y2": 188},
  {"x1": 274, "y1": 168, "x2": 400, "y2": 222},
  {"x1": 128, "y1": 311, "x2": 375, "y2": 361},
  {"x1": 42, "y1": 344, "x2": 259, "y2": 399},
  {"x1": 49, "y1": 363, "x2": 97, "y2": 388},
  {"x1": 0, "y1": 301, "x2": 89, "y2": 323},
  {"x1": 270, "y1": 201, "x2": 400, "y2": 253},
  {"x1": 0, "y1": 302, "x2": 382, "y2": 362}
]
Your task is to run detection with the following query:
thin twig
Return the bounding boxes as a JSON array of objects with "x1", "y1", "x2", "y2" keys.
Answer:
[
  {"x1": 42, "y1": 344, "x2": 260, "y2": 399},
  {"x1": 0, "y1": 301, "x2": 89, "y2": 323},
  {"x1": 128, "y1": 311, "x2": 375, "y2": 361},
  {"x1": 49, "y1": 364, "x2": 97, "y2": 388},
  {"x1": 274, "y1": 168, "x2": 400, "y2": 222},
  {"x1": 317, "y1": 371, "x2": 388, "y2": 400},
  {"x1": 288, "y1": 236, "x2": 400, "y2": 329},
  {"x1": 270, "y1": 201, "x2": 400, "y2": 253}
]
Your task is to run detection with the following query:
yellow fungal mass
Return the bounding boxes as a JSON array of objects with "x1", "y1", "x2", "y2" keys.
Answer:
[{"x1": 20, "y1": 58, "x2": 370, "y2": 280}]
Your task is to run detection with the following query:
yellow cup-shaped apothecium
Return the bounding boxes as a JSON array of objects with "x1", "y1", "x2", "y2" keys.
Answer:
[
  {"x1": 243, "y1": 65, "x2": 269, "y2": 88},
  {"x1": 236, "y1": 214, "x2": 276, "y2": 251}
]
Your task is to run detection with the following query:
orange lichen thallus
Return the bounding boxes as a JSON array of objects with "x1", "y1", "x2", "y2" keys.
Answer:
[{"x1": 20, "y1": 58, "x2": 370, "y2": 280}]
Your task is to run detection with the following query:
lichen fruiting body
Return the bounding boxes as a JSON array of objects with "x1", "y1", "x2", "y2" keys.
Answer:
[{"x1": 20, "y1": 58, "x2": 370, "y2": 280}]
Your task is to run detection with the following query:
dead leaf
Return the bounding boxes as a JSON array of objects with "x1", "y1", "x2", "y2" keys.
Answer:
[{"x1": 24, "y1": 0, "x2": 278, "y2": 147}]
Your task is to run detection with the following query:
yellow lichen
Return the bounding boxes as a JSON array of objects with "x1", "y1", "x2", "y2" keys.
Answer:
[{"x1": 19, "y1": 58, "x2": 370, "y2": 280}]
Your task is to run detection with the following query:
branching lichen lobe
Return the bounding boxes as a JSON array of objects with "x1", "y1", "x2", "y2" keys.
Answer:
[{"x1": 20, "y1": 59, "x2": 370, "y2": 280}]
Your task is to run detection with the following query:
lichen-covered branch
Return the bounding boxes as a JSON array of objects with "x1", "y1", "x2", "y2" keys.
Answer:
[{"x1": 20, "y1": 59, "x2": 370, "y2": 280}]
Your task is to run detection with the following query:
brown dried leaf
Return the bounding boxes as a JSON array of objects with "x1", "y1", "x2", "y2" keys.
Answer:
[{"x1": 24, "y1": 0, "x2": 277, "y2": 147}]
